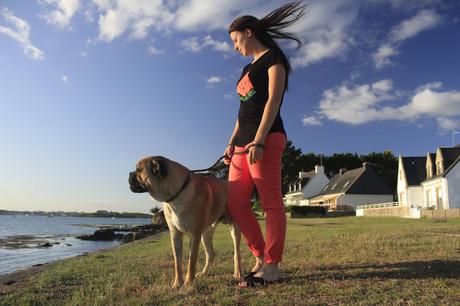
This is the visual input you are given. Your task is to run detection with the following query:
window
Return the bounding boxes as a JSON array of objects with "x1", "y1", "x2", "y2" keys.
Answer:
[
  {"x1": 425, "y1": 190, "x2": 431, "y2": 207},
  {"x1": 344, "y1": 181, "x2": 350, "y2": 188},
  {"x1": 435, "y1": 188, "x2": 443, "y2": 209},
  {"x1": 331, "y1": 183, "x2": 338, "y2": 190}
]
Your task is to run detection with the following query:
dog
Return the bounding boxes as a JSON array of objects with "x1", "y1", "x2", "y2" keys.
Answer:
[{"x1": 129, "y1": 156, "x2": 242, "y2": 289}]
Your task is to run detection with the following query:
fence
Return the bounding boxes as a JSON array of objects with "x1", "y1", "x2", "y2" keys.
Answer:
[{"x1": 356, "y1": 201, "x2": 400, "y2": 210}]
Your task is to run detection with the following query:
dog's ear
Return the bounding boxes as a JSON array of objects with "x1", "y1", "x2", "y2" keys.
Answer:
[{"x1": 150, "y1": 159, "x2": 168, "y2": 178}]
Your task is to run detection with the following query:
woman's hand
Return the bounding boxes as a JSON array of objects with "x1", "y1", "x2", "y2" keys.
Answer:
[
  {"x1": 223, "y1": 144, "x2": 235, "y2": 166},
  {"x1": 246, "y1": 141, "x2": 264, "y2": 165}
]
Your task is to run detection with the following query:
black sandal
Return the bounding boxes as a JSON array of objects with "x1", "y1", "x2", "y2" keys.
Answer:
[
  {"x1": 242, "y1": 271, "x2": 256, "y2": 282},
  {"x1": 238, "y1": 275, "x2": 282, "y2": 288}
]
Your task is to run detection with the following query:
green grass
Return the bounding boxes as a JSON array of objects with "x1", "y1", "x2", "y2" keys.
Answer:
[{"x1": 1, "y1": 217, "x2": 459, "y2": 305}]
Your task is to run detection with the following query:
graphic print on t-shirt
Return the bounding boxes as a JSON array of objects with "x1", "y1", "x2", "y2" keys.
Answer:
[{"x1": 237, "y1": 72, "x2": 256, "y2": 102}]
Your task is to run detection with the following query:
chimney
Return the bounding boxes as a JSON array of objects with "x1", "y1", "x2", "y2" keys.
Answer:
[
  {"x1": 339, "y1": 168, "x2": 346, "y2": 176},
  {"x1": 315, "y1": 165, "x2": 324, "y2": 174}
]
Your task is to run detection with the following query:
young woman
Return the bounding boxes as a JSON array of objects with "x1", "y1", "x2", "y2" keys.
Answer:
[{"x1": 224, "y1": 1, "x2": 307, "y2": 287}]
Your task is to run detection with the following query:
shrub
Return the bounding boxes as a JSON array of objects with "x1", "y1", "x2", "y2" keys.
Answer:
[{"x1": 290, "y1": 205, "x2": 327, "y2": 217}]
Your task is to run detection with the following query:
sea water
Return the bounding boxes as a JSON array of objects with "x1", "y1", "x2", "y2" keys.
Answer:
[{"x1": 0, "y1": 215, "x2": 150, "y2": 275}]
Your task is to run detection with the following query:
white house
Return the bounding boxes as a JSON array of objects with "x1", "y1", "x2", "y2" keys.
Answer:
[
  {"x1": 308, "y1": 163, "x2": 394, "y2": 210},
  {"x1": 283, "y1": 165, "x2": 329, "y2": 206},
  {"x1": 397, "y1": 156, "x2": 426, "y2": 207},
  {"x1": 398, "y1": 145, "x2": 460, "y2": 209}
]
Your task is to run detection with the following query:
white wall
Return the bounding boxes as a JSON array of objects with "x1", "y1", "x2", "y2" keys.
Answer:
[
  {"x1": 422, "y1": 178, "x2": 446, "y2": 209},
  {"x1": 407, "y1": 186, "x2": 425, "y2": 208},
  {"x1": 337, "y1": 194, "x2": 394, "y2": 209},
  {"x1": 397, "y1": 157, "x2": 407, "y2": 204},
  {"x1": 446, "y1": 163, "x2": 460, "y2": 208}
]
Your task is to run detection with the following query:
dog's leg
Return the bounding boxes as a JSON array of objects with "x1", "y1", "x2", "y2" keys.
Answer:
[
  {"x1": 169, "y1": 228, "x2": 184, "y2": 289},
  {"x1": 184, "y1": 234, "x2": 201, "y2": 287},
  {"x1": 230, "y1": 224, "x2": 242, "y2": 279},
  {"x1": 197, "y1": 226, "x2": 215, "y2": 277}
]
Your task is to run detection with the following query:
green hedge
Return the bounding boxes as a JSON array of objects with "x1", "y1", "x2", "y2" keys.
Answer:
[{"x1": 290, "y1": 205, "x2": 327, "y2": 216}]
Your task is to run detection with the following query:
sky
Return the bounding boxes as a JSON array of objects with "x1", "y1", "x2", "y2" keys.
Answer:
[{"x1": 1, "y1": 0, "x2": 459, "y2": 213}]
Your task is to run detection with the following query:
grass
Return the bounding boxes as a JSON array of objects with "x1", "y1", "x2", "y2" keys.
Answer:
[{"x1": 1, "y1": 217, "x2": 459, "y2": 305}]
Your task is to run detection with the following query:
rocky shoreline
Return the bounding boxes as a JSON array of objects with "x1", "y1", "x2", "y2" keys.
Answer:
[
  {"x1": 0, "y1": 228, "x2": 168, "y2": 289},
  {"x1": 76, "y1": 223, "x2": 168, "y2": 244}
]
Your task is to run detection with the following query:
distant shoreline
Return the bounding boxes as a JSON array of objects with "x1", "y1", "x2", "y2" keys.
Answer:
[{"x1": 0, "y1": 210, "x2": 151, "y2": 219}]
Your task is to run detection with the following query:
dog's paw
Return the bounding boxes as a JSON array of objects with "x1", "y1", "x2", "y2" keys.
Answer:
[
  {"x1": 171, "y1": 281, "x2": 182, "y2": 290},
  {"x1": 195, "y1": 270, "x2": 207, "y2": 278}
]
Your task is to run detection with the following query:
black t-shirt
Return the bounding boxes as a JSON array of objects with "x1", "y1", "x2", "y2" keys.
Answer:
[{"x1": 234, "y1": 48, "x2": 287, "y2": 147}]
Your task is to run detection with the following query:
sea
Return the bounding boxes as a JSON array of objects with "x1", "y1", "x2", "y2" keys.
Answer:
[{"x1": 0, "y1": 215, "x2": 151, "y2": 276}]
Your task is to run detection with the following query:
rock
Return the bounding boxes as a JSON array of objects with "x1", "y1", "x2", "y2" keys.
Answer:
[{"x1": 77, "y1": 230, "x2": 123, "y2": 241}]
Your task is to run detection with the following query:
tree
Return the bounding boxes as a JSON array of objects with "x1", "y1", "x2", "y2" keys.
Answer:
[{"x1": 281, "y1": 140, "x2": 303, "y2": 194}]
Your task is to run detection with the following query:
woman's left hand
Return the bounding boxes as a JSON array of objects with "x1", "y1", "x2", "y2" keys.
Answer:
[{"x1": 246, "y1": 141, "x2": 264, "y2": 165}]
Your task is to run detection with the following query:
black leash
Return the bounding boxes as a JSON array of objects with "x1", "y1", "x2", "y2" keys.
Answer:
[
  {"x1": 190, "y1": 146, "x2": 257, "y2": 173},
  {"x1": 190, "y1": 155, "x2": 227, "y2": 173}
]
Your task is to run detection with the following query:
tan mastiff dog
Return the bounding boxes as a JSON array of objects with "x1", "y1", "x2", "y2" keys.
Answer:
[{"x1": 129, "y1": 156, "x2": 242, "y2": 289}]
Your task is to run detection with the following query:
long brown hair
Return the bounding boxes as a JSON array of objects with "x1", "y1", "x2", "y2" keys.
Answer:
[{"x1": 228, "y1": 1, "x2": 308, "y2": 89}]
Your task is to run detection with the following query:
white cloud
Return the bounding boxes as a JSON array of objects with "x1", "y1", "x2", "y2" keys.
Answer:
[
  {"x1": 180, "y1": 37, "x2": 201, "y2": 53},
  {"x1": 179, "y1": 35, "x2": 231, "y2": 53},
  {"x1": 373, "y1": 44, "x2": 397, "y2": 69},
  {"x1": 436, "y1": 118, "x2": 459, "y2": 133},
  {"x1": 174, "y1": 0, "x2": 251, "y2": 31},
  {"x1": 390, "y1": 9, "x2": 441, "y2": 42},
  {"x1": 33, "y1": 0, "x2": 364, "y2": 67},
  {"x1": 95, "y1": 0, "x2": 174, "y2": 42},
  {"x1": 314, "y1": 79, "x2": 460, "y2": 132},
  {"x1": 206, "y1": 76, "x2": 222, "y2": 88},
  {"x1": 373, "y1": 9, "x2": 441, "y2": 68},
  {"x1": 302, "y1": 116, "x2": 322, "y2": 126},
  {"x1": 147, "y1": 45, "x2": 163, "y2": 55},
  {"x1": 41, "y1": 0, "x2": 80, "y2": 29},
  {"x1": 203, "y1": 35, "x2": 231, "y2": 52},
  {"x1": 61, "y1": 75, "x2": 69, "y2": 83},
  {"x1": 290, "y1": 1, "x2": 357, "y2": 68},
  {"x1": 372, "y1": 79, "x2": 393, "y2": 92},
  {"x1": 0, "y1": 8, "x2": 44, "y2": 60}
]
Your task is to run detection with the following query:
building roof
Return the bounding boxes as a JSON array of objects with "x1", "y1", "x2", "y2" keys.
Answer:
[
  {"x1": 443, "y1": 153, "x2": 460, "y2": 177},
  {"x1": 401, "y1": 156, "x2": 427, "y2": 186},
  {"x1": 316, "y1": 163, "x2": 393, "y2": 196},
  {"x1": 286, "y1": 169, "x2": 316, "y2": 194},
  {"x1": 439, "y1": 147, "x2": 460, "y2": 170}
]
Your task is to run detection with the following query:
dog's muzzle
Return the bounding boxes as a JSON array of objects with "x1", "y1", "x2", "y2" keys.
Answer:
[{"x1": 129, "y1": 171, "x2": 147, "y2": 193}]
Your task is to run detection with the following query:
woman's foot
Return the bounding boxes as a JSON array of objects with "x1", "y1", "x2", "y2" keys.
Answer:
[
  {"x1": 254, "y1": 263, "x2": 280, "y2": 282},
  {"x1": 238, "y1": 262, "x2": 281, "y2": 288}
]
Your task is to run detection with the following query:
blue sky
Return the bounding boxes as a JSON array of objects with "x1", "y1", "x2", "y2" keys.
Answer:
[{"x1": 1, "y1": 0, "x2": 459, "y2": 213}]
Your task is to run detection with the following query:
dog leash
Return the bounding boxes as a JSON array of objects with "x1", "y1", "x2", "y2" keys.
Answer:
[{"x1": 190, "y1": 143, "x2": 265, "y2": 173}]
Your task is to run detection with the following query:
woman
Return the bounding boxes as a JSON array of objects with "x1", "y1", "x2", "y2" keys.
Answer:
[{"x1": 224, "y1": 1, "x2": 307, "y2": 287}]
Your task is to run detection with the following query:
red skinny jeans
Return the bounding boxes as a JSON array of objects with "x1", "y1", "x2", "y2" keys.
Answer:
[{"x1": 227, "y1": 132, "x2": 287, "y2": 264}]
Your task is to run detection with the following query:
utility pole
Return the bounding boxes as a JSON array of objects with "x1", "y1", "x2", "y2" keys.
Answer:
[{"x1": 452, "y1": 131, "x2": 459, "y2": 146}]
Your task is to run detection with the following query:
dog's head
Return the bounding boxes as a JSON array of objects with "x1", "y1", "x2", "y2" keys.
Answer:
[{"x1": 129, "y1": 156, "x2": 188, "y2": 202}]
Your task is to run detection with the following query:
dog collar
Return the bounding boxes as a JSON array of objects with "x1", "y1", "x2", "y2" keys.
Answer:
[{"x1": 165, "y1": 172, "x2": 191, "y2": 202}]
